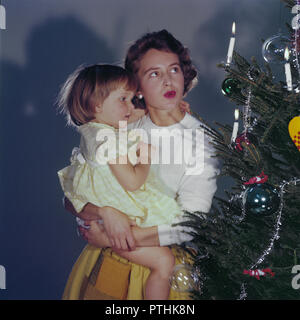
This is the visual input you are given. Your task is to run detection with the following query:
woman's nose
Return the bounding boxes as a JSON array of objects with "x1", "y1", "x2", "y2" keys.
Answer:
[{"x1": 163, "y1": 74, "x2": 171, "y2": 86}]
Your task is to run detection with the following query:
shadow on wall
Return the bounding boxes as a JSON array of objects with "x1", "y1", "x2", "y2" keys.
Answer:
[{"x1": 0, "y1": 16, "x2": 124, "y2": 299}]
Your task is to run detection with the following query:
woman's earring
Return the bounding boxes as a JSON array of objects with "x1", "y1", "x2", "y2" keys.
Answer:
[
  {"x1": 137, "y1": 93, "x2": 143, "y2": 100},
  {"x1": 95, "y1": 105, "x2": 102, "y2": 113}
]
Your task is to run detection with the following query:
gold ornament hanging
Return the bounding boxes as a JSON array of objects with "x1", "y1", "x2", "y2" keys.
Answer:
[{"x1": 288, "y1": 116, "x2": 300, "y2": 151}]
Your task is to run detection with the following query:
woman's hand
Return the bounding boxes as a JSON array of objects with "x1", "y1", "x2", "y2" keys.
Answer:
[
  {"x1": 98, "y1": 206, "x2": 137, "y2": 251},
  {"x1": 80, "y1": 223, "x2": 161, "y2": 249},
  {"x1": 179, "y1": 100, "x2": 191, "y2": 114},
  {"x1": 80, "y1": 220, "x2": 112, "y2": 248}
]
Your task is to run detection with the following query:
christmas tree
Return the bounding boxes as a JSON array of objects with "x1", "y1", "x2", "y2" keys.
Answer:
[{"x1": 176, "y1": 0, "x2": 300, "y2": 299}]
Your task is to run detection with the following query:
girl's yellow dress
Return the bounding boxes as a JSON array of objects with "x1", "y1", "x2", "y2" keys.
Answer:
[{"x1": 58, "y1": 122, "x2": 194, "y2": 300}]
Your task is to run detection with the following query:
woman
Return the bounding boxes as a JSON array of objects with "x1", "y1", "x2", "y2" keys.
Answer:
[{"x1": 62, "y1": 29, "x2": 219, "y2": 300}]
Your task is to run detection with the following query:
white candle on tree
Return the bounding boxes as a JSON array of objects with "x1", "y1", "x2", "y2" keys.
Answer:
[
  {"x1": 226, "y1": 22, "x2": 236, "y2": 65},
  {"x1": 231, "y1": 108, "x2": 239, "y2": 143},
  {"x1": 284, "y1": 47, "x2": 293, "y2": 91}
]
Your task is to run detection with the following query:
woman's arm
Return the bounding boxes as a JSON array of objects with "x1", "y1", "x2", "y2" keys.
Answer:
[
  {"x1": 66, "y1": 198, "x2": 161, "y2": 248},
  {"x1": 64, "y1": 198, "x2": 137, "y2": 250},
  {"x1": 77, "y1": 206, "x2": 194, "y2": 249},
  {"x1": 82, "y1": 220, "x2": 160, "y2": 249},
  {"x1": 176, "y1": 130, "x2": 219, "y2": 213},
  {"x1": 81, "y1": 213, "x2": 196, "y2": 249},
  {"x1": 64, "y1": 197, "x2": 102, "y2": 221}
]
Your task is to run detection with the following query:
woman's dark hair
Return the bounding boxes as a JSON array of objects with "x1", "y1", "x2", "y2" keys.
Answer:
[
  {"x1": 57, "y1": 64, "x2": 137, "y2": 126},
  {"x1": 125, "y1": 29, "x2": 198, "y2": 108}
]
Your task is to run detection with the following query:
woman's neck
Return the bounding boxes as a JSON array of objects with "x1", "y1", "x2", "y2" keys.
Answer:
[{"x1": 147, "y1": 107, "x2": 185, "y2": 127}]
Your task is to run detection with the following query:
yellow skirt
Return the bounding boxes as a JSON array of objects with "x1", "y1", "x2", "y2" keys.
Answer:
[{"x1": 62, "y1": 244, "x2": 194, "y2": 300}]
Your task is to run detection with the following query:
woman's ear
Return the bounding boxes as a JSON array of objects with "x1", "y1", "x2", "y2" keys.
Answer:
[{"x1": 94, "y1": 105, "x2": 102, "y2": 113}]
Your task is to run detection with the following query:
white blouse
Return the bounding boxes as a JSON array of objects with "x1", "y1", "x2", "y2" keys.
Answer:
[{"x1": 129, "y1": 113, "x2": 219, "y2": 246}]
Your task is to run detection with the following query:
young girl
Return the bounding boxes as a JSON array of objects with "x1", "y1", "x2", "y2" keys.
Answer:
[{"x1": 57, "y1": 64, "x2": 185, "y2": 300}]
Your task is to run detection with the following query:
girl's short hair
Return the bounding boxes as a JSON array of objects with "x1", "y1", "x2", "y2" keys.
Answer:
[
  {"x1": 58, "y1": 64, "x2": 137, "y2": 126},
  {"x1": 125, "y1": 29, "x2": 198, "y2": 108}
]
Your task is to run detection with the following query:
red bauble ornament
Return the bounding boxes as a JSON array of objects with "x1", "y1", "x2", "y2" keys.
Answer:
[
  {"x1": 234, "y1": 132, "x2": 257, "y2": 152},
  {"x1": 244, "y1": 171, "x2": 268, "y2": 185}
]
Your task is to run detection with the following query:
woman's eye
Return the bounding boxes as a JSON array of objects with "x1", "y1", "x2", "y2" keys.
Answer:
[
  {"x1": 150, "y1": 71, "x2": 158, "y2": 78},
  {"x1": 171, "y1": 67, "x2": 179, "y2": 73},
  {"x1": 120, "y1": 96, "x2": 126, "y2": 102}
]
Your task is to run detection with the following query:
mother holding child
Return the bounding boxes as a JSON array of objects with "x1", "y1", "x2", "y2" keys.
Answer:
[{"x1": 58, "y1": 29, "x2": 219, "y2": 300}]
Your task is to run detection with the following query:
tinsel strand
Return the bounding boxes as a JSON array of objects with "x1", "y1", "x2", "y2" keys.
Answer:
[
  {"x1": 238, "y1": 177, "x2": 300, "y2": 300},
  {"x1": 294, "y1": 0, "x2": 300, "y2": 84},
  {"x1": 243, "y1": 88, "x2": 252, "y2": 134}
]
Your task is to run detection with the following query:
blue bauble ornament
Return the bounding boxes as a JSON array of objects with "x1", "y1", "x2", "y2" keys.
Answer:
[{"x1": 243, "y1": 183, "x2": 280, "y2": 216}]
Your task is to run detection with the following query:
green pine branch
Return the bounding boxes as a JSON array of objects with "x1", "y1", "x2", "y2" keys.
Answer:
[{"x1": 179, "y1": 21, "x2": 300, "y2": 298}]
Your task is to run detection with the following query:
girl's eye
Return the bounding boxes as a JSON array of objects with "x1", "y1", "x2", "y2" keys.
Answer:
[
  {"x1": 120, "y1": 96, "x2": 126, "y2": 102},
  {"x1": 171, "y1": 67, "x2": 179, "y2": 73}
]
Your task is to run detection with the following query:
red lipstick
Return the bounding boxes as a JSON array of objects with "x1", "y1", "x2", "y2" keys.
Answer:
[{"x1": 164, "y1": 90, "x2": 176, "y2": 98}]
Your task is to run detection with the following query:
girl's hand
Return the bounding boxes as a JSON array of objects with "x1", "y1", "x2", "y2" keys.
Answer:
[
  {"x1": 179, "y1": 100, "x2": 191, "y2": 114},
  {"x1": 128, "y1": 108, "x2": 146, "y2": 123},
  {"x1": 98, "y1": 206, "x2": 137, "y2": 251}
]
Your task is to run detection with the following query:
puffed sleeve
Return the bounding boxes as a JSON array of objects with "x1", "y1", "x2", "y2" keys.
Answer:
[{"x1": 57, "y1": 147, "x2": 90, "y2": 213}]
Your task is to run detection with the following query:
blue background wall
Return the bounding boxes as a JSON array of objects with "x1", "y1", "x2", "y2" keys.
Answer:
[{"x1": 0, "y1": 0, "x2": 291, "y2": 299}]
